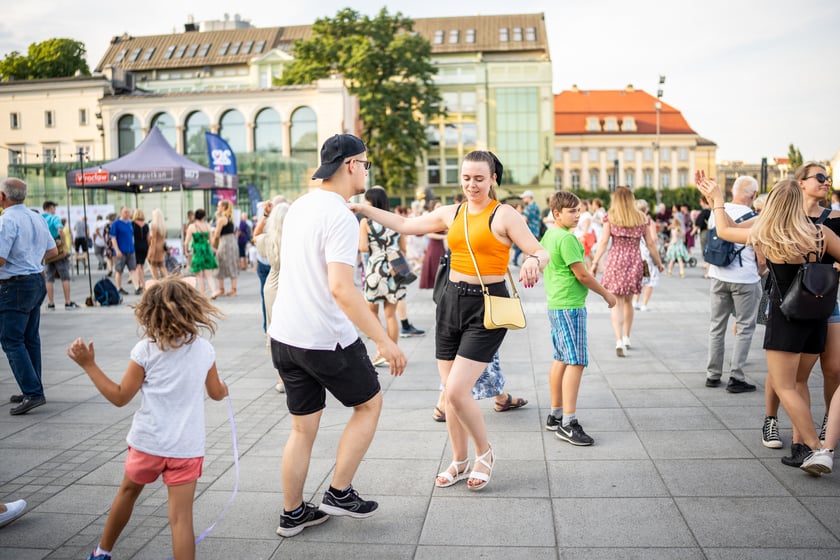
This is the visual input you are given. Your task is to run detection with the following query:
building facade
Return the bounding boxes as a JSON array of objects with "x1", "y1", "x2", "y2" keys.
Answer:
[{"x1": 553, "y1": 85, "x2": 716, "y2": 193}]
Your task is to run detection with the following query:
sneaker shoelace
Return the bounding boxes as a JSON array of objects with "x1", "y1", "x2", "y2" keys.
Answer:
[{"x1": 763, "y1": 418, "x2": 780, "y2": 441}]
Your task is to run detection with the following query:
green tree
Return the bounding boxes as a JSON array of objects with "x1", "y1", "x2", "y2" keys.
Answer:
[
  {"x1": 0, "y1": 38, "x2": 89, "y2": 81},
  {"x1": 788, "y1": 143, "x2": 803, "y2": 171},
  {"x1": 279, "y1": 8, "x2": 441, "y2": 191}
]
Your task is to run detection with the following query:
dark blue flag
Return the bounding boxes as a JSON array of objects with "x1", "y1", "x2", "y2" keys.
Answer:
[{"x1": 205, "y1": 132, "x2": 237, "y2": 175}]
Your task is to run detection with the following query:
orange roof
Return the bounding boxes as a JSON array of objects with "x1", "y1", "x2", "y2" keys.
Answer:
[{"x1": 554, "y1": 88, "x2": 696, "y2": 135}]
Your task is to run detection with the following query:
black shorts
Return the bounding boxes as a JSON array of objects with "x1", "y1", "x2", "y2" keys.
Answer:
[
  {"x1": 271, "y1": 338, "x2": 381, "y2": 415},
  {"x1": 435, "y1": 280, "x2": 508, "y2": 363}
]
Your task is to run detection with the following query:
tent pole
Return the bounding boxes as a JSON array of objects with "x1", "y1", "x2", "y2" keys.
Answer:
[{"x1": 77, "y1": 149, "x2": 95, "y2": 306}]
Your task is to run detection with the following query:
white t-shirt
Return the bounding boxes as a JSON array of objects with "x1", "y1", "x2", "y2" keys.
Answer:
[
  {"x1": 127, "y1": 337, "x2": 216, "y2": 458},
  {"x1": 707, "y1": 203, "x2": 760, "y2": 284},
  {"x1": 268, "y1": 188, "x2": 360, "y2": 350},
  {"x1": 93, "y1": 219, "x2": 107, "y2": 247}
]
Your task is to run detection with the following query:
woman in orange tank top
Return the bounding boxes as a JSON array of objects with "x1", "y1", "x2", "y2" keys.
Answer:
[{"x1": 351, "y1": 150, "x2": 548, "y2": 491}]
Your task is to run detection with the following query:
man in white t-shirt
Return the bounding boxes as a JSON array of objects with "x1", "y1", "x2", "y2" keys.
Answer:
[
  {"x1": 269, "y1": 134, "x2": 406, "y2": 538},
  {"x1": 705, "y1": 176, "x2": 764, "y2": 393}
]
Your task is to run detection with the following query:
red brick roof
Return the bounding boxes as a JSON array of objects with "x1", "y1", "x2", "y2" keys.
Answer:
[{"x1": 554, "y1": 88, "x2": 696, "y2": 135}]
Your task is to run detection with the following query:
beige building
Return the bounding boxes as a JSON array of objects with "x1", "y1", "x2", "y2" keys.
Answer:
[{"x1": 553, "y1": 85, "x2": 716, "y2": 193}]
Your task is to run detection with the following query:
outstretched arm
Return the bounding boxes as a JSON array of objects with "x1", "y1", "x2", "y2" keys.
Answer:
[
  {"x1": 350, "y1": 202, "x2": 451, "y2": 236},
  {"x1": 695, "y1": 170, "x2": 751, "y2": 245},
  {"x1": 67, "y1": 339, "x2": 143, "y2": 407}
]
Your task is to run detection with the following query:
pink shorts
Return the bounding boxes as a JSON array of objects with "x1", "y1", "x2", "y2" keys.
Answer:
[{"x1": 125, "y1": 447, "x2": 204, "y2": 486}]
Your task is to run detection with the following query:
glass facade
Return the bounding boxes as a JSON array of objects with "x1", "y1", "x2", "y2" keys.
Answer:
[
  {"x1": 151, "y1": 112, "x2": 177, "y2": 148},
  {"x1": 117, "y1": 114, "x2": 142, "y2": 156},
  {"x1": 219, "y1": 109, "x2": 246, "y2": 154},
  {"x1": 290, "y1": 106, "x2": 317, "y2": 169},
  {"x1": 183, "y1": 111, "x2": 210, "y2": 156},
  {"x1": 254, "y1": 108, "x2": 282, "y2": 152},
  {"x1": 495, "y1": 87, "x2": 539, "y2": 186}
]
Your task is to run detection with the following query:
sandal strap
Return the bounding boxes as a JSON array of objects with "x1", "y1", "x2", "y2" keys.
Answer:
[
  {"x1": 470, "y1": 446, "x2": 494, "y2": 480},
  {"x1": 437, "y1": 459, "x2": 470, "y2": 483}
]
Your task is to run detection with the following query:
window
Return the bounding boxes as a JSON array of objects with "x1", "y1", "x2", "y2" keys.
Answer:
[
  {"x1": 118, "y1": 114, "x2": 142, "y2": 156},
  {"x1": 466, "y1": 29, "x2": 476, "y2": 43},
  {"x1": 461, "y1": 92, "x2": 476, "y2": 112},
  {"x1": 442, "y1": 92, "x2": 459, "y2": 112},
  {"x1": 198, "y1": 43, "x2": 211, "y2": 57},
  {"x1": 428, "y1": 158, "x2": 441, "y2": 185},
  {"x1": 79, "y1": 109, "x2": 88, "y2": 126},
  {"x1": 588, "y1": 148, "x2": 598, "y2": 162},
  {"x1": 555, "y1": 172, "x2": 562, "y2": 190},
  {"x1": 129, "y1": 48, "x2": 142, "y2": 62},
  {"x1": 42, "y1": 148, "x2": 57, "y2": 163},
  {"x1": 678, "y1": 169, "x2": 689, "y2": 186},
  {"x1": 163, "y1": 45, "x2": 176, "y2": 59},
  {"x1": 461, "y1": 123, "x2": 477, "y2": 147},
  {"x1": 571, "y1": 170, "x2": 580, "y2": 189},
  {"x1": 499, "y1": 28, "x2": 509, "y2": 42},
  {"x1": 151, "y1": 112, "x2": 177, "y2": 148},
  {"x1": 625, "y1": 169, "x2": 635, "y2": 188},
  {"x1": 445, "y1": 158, "x2": 459, "y2": 184},
  {"x1": 608, "y1": 170, "x2": 617, "y2": 191},
  {"x1": 661, "y1": 171, "x2": 671, "y2": 189},
  {"x1": 254, "y1": 40, "x2": 266, "y2": 53},
  {"x1": 186, "y1": 44, "x2": 198, "y2": 57},
  {"x1": 44, "y1": 110, "x2": 55, "y2": 128},
  {"x1": 115, "y1": 49, "x2": 128, "y2": 62},
  {"x1": 512, "y1": 27, "x2": 523, "y2": 41},
  {"x1": 9, "y1": 148, "x2": 22, "y2": 165},
  {"x1": 570, "y1": 148, "x2": 580, "y2": 162},
  {"x1": 218, "y1": 42, "x2": 230, "y2": 56},
  {"x1": 183, "y1": 111, "x2": 210, "y2": 155},
  {"x1": 607, "y1": 148, "x2": 616, "y2": 161},
  {"x1": 229, "y1": 42, "x2": 241, "y2": 55},
  {"x1": 290, "y1": 106, "x2": 318, "y2": 169},
  {"x1": 585, "y1": 116, "x2": 600, "y2": 131},
  {"x1": 143, "y1": 47, "x2": 156, "y2": 60},
  {"x1": 643, "y1": 147, "x2": 652, "y2": 161},
  {"x1": 449, "y1": 30, "x2": 459, "y2": 43},
  {"x1": 624, "y1": 148, "x2": 634, "y2": 162},
  {"x1": 621, "y1": 116, "x2": 636, "y2": 131},
  {"x1": 603, "y1": 116, "x2": 618, "y2": 131},
  {"x1": 660, "y1": 147, "x2": 670, "y2": 161},
  {"x1": 10, "y1": 112, "x2": 20, "y2": 129},
  {"x1": 525, "y1": 27, "x2": 536, "y2": 41},
  {"x1": 219, "y1": 109, "x2": 246, "y2": 154},
  {"x1": 643, "y1": 169, "x2": 653, "y2": 187},
  {"x1": 174, "y1": 45, "x2": 187, "y2": 58},
  {"x1": 495, "y1": 87, "x2": 540, "y2": 186},
  {"x1": 426, "y1": 125, "x2": 440, "y2": 146},
  {"x1": 678, "y1": 147, "x2": 689, "y2": 161},
  {"x1": 433, "y1": 30, "x2": 444, "y2": 44},
  {"x1": 254, "y1": 108, "x2": 282, "y2": 152},
  {"x1": 589, "y1": 169, "x2": 599, "y2": 190},
  {"x1": 242, "y1": 41, "x2": 253, "y2": 54}
]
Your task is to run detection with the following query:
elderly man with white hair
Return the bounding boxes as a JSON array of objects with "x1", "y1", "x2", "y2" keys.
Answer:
[{"x1": 705, "y1": 175, "x2": 765, "y2": 393}]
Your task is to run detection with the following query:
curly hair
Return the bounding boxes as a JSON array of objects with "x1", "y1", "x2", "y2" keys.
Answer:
[
  {"x1": 133, "y1": 276, "x2": 223, "y2": 350},
  {"x1": 749, "y1": 179, "x2": 817, "y2": 263}
]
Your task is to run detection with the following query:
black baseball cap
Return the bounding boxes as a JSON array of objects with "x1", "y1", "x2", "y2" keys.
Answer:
[{"x1": 311, "y1": 134, "x2": 367, "y2": 180}]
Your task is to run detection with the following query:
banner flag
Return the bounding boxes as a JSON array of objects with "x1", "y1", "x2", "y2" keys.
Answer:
[{"x1": 205, "y1": 132, "x2": 237, "y2": 175}]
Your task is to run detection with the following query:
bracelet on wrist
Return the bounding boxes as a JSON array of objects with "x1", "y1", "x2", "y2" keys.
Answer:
[
  {"x1": 713, "y1": 206, "x2": 725, "y2": 210},
  {"x1": 526, "y1": 254, "x2": 540, "y2": 264}
]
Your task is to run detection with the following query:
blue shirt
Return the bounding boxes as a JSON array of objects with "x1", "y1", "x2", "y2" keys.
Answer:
[
  {"x1": 524, "y1": 201, "x2": 541, "y2": 238},
  {"x1": 0, "y1": 205, "x2": 55, "y2": 279},
  {"x1": 110, "y1": 218, "x2": 135, "y2": 254},
  {"x1": 41, "y1": 212, "x2": 63, "y2": 238}
]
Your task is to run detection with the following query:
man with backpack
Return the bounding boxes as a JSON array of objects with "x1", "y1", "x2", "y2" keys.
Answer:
[{"x1": 705, "y1": 176, "x2": 765, "y2": 393}]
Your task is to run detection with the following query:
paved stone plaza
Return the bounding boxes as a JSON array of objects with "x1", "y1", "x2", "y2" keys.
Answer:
[{"x1": 1, "y1": 264, "x2": 839, "y2": 559}]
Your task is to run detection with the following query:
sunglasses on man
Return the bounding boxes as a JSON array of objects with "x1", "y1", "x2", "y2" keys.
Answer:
[{"x1": 804, "y1": 173, "x2": 832, "y2": 184}]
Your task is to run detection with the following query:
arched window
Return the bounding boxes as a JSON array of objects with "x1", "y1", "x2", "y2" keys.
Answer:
[
  {"x1": 117, "y1": 114, "x2": 141, "y2": 156},
  {"x1": 219, "y1": 109, "x2": 246, "y2": 154},
  {"x1": 290, "y1": 106, "x2": 318, "y2": 169},
  {"x1": 254, "y1": 108, "x2": 282, "y2": 152},
  {"x1": 151, "y1": 112, "x2": 176, "y2": 148},
  {"x1": 183, "y1": 111, "x2": 210, "y2": 156}
]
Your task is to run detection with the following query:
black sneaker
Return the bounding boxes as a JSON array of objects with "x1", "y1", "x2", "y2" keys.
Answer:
[
  {"x1": 555, "y1": 420, "x2": 594, "y2": 446},
  {"x1": 705, "y1": 377, "x2": 721, "y2": 388},
  {"x1": 819, "y1": 413, "x2": 828, "y2": 442},
  {"x1": 781, "y1": 443, "x2": 812, "y2": 467},
  {"x1": 118, "y1": 288, "x2": 129, "y2": 295},
  {"x1": 65, "y1": 302, "x2": 79, "y2": 310},
  {"x1": 761, "y1": 416, "x2": 783, "y2": 449},
  {"x1": 47, "y1": 303, "x2": 56, "y2": 310},
  {"x1": 726, "y1": 378, "x2": 756, "y2": 393},
  {"x1": 276, "y1": 502, "x2": 329, "y2": 537},
  {"x1": 545, "y1": 414, "x2": 562, "y2": 431},
  {"x1": 399, "y1": 323, "x2": 426, "y2": 337},
  {"x1": 318, "y1": 486, "x2": 378, "y2": 518}
]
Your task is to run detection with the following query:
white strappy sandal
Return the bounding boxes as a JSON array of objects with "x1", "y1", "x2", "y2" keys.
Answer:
[
  {"x1": 435, "y1": 458, "x2": 471, "y2": 488},
  {"x1": 467, "y1": 446, "x2": 495, "y2": 491}
]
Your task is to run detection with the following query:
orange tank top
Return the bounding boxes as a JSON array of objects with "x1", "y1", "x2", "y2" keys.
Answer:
[{"x1": 448, "y1": 201, "x2": 510, "y2": 276}]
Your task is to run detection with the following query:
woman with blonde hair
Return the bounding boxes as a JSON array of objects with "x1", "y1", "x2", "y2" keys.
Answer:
[
  {"x1": 351, "y1": 150, "x2": 548, "y2": 491},
  {"x1": 211, "y1": 199, "x2": 239, "y2": 298},
  {"x1": 591, "y1": 187, "x2": 663, "y2": 356},
  {"x1": 146, "y1": 209, "x2": 168, "y2": 280},
  {"x1": 698, "y1": 171, "x2": 840, "y2": 475}
]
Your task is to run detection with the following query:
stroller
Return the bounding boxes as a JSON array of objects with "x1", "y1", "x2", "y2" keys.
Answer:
[{"x1": 164, "y1": 247, "x2": 182, "y2": 274}]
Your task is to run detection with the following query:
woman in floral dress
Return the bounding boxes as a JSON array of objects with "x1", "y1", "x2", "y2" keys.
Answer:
[{"x1": 591, "y1": 187, "x2": 663, "y2": 356}]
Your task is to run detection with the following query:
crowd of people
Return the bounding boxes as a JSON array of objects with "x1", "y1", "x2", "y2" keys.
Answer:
[{"x1": 1, "y1": 143, "x2": 838, "y2": 557}]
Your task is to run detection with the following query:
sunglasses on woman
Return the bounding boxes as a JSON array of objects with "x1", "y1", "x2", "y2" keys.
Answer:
[{"x1": 804, "y1": 173, "x2": 831, "y2": 184}]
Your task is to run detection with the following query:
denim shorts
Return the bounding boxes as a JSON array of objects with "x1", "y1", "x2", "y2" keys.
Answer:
[
  {"x1": 548, "y1": 308, "x2": 588, "y2": 366},
  {"x1": 828, "y1": 300, "x2": 840, "y2": 324}
]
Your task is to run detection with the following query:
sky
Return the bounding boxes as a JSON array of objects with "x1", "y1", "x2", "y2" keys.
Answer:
[{"x1": 2, "y1": 0, "x2": 838, "y2": 164}]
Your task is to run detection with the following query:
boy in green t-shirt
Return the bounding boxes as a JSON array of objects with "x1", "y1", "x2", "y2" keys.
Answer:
[{"x1": 541, "y1": 192, "x2": 616, "y2": 446}]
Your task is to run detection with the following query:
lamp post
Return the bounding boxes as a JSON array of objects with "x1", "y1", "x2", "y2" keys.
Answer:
[{"x1": 654, "y1": 75, "x2": 665, "y2": 204}]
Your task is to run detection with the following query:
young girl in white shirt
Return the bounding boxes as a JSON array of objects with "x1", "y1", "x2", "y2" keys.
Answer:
[{"x1": 67, "y1": 276, "x2": 228, "y2": 560}]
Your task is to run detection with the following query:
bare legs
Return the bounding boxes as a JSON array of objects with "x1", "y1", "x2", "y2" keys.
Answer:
[
  {"x1": 550, "y1": 360, "x2": 584, "y2": 415},
  {"x1": 766, "y1": 350, "x2": 821, "y2": 450},
  {"x1": 610, "y1": 295, "x2": 634, "y2": 345}
]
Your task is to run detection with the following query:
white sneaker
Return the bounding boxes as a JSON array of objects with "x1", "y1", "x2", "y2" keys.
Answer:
[
  {"x1": 639, "y1": 305, "x2": 649, "y2": 312},
  {"x1": 622, "y1": 336, "x2": 631, "y2": 349},
  {"x1": 274, "y1": 382, "x2": 285, "y2": 393},
  {"x1": 800, "y1": 448, "x2": 833, "y2": 475},
  {"x1": 615, "y1": 340, "x2": 626, "y2": 357},
  {"x1": 632, "y1": 302, "x2": 641, "y2": 310},
  {"x1": 0, "y1": 499, "x2": 26, "y2": 528}
]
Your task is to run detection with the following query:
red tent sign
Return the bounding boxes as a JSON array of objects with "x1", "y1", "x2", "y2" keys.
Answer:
[{"x1": 75, "y1": 171, "x2": 110, "y2": 184}]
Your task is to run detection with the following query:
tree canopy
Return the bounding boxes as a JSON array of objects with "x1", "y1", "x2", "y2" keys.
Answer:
[
  {"x1": 788, "y1": 143, "x2": 803, "y2": 171},
  {"x1": 279, "y1": 8, "x2": 442, "y2": 191},
  {"x1": 0, "y1": 38, "x2": 90, "y2": 81}
]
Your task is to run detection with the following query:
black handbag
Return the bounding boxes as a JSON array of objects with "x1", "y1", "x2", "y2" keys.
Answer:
[
  {"x1": 432, "y1": 250, "x2": 450, "y2": 304},
  {"x1": 387, "y1": 252, "x2": 417, "y2": 286},
  {"x1": 772, "y1": 230, "x2": 839, "y2": 322}
]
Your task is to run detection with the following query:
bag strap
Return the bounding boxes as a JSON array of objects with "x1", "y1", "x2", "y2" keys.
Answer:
[{"x1": 462, "y1": 202, "x2": 519, "y2": 297}]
